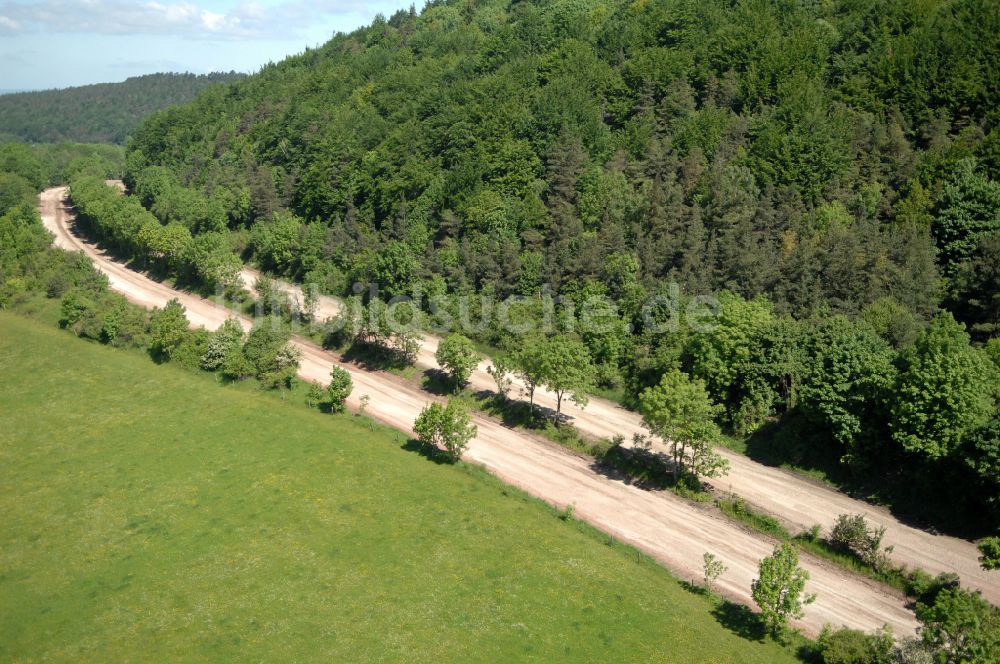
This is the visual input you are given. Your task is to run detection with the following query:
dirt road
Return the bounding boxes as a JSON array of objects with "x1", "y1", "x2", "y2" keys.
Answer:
[
  {"x1": 40, "y1": 186, "x2": 922, "y2": 637},
  {"x1": 243, "y1": 258, "x2": 999, "y2": 607}
]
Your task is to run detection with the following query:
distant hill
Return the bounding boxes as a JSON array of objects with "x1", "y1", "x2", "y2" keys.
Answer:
[{"x1": 0, "y1": 72, "x2": 245, "y2": 144}]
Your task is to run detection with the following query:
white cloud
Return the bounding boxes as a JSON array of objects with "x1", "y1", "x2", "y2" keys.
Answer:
[{"x1": 0, "y1": 0, "x2": 390, "y2": 40}]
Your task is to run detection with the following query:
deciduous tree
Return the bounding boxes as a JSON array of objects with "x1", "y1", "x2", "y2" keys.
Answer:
[
  {"x1": 435, "y1": 333, "x2": 480, "y2": 390},
  {"x1": 638, "y1": 370, "x2": 729, "y2": 484},
  {"x1": 148, "y1": 298, "x2": 190, "y2": 361},
  {"x1": 413, "y1": 399, "x2": 477, "y2": 462},
  {"x1": 750, "y1": 542, "x2": 816, "y2": 636},
  {"x1": 326, "y1": 366, "x2": 353, "y2": 413},
  {"x1": 891, "y1": 312, "x2": 997, "y2": 459},
  {"x1": 539, "y1": 335, "x2": 596, "y2": 417}
]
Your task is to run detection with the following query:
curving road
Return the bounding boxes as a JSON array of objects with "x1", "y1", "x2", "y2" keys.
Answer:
[{"x1": 40, "y1": 185, "x2": 925, "y2": 637}]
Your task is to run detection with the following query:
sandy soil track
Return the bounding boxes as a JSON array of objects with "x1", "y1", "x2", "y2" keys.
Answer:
[
  {"x1": 243, "y1": 256, "x2": 999, "y2": 608},
  {"x1": 40, "y1": 186, "x2": 925, "y2": 637}
]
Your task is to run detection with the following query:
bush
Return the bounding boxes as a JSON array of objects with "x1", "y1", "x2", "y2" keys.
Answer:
[
  {"x1": 148, "y1": 298, "x2": 190, "y2": 362},
  {"x1": 201, "y1": 318, "x2": 245, "y2": 371},
  {"x1": 905, "y1": 570, "x2": 960, "y2": 605},
  {"x1": 817, "y1": 625, "x2": 893, "y2": 664},
  {"x1": 916, "y1": 587, "x2": 1000, "y2": 663},
  {"x1": 325, "y1": 366, "x2": 353, "y2": 413},
  {"x1": 978, "y1": 537, "x2": 1000, "y2": 570},
  {"x1": 829, "y1": 514, "x2": 892, "y2": 571},
  {"x1": 435, "y1": 333, "x2": 481, "y2": 390},
  {"x1": 413, "y1": 399, "x2": 477, "y2": 462},
  {"x1": 171, "y1": 329, "x2": 210, "y2": 370},
  {"x1": 221, "y1": 346, "x2": 253, "y2": 381},
  {"x1": 242, "y1": 317, "x2": 292, "y2": 377}
]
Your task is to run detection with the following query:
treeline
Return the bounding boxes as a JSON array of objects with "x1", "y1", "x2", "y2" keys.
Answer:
[
  {"x1": 0, "y1": 73, "x2": 245, "y2": 145},
  {"x1": 118, "y1": 0, "x2": 1000, "y2": 532},
  {"x1": 1, "y1": 140, "x2": 124, "y2": 191},
  {"x1": 0, "y1": 178, "x2": 301, "y2": 393},
  {"x1": 125, "y1": 0, "x2": 999, "y2": 329},
  {"x1": 121, "y1": 0, "x2": 1000, "y2": 346},
  {"x1": 69, "y1": 176, "x2": 242, "y2": 296},
  {"x1": 0, "y1": 141, "x2": 124, "y2": 304}
]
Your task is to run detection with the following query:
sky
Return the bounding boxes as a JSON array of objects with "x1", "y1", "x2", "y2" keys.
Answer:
[{"x1": 0, "y1": 0, "x2": 412, "y2": 90}]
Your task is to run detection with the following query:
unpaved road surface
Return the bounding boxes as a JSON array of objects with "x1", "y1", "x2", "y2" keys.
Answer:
[
  {"x1": 245, "y1": 258, "x2": 999, "y2": 607},
  {"x1": 41, "y1": 186, "x2": 923, "y2": 637}
]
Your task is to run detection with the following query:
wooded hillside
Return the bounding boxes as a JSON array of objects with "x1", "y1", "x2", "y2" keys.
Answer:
[
  {"x1": 0, "y1": 72, "x2": 245, "y2": 144},
  {"x1": 118, "y1": 0, "x2": 1000, "y2": 533}
]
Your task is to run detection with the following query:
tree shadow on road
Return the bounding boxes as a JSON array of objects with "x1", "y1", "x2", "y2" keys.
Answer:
[
  {"x1": 341, "y1": 340, "x2": 412, "y2": 371},
  {"x1": 420, "y1": 368, "x2": 456, "y2": 396}
]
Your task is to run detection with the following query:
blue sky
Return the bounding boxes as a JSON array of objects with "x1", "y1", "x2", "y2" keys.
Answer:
[{"x1": 0, "y1": 0, "x2": 411, "y2": 90}]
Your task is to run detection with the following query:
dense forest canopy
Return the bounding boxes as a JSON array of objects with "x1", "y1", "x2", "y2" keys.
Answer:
[
  {"x1": 0, "y1": 72, "x2": 245, "y2": 145},
  {"x1": 84, "y1": 0, "x2": 1000, "y2": 532},
  {"x1": 127, "y1": 0, "x2": 999, "y2": 324}
]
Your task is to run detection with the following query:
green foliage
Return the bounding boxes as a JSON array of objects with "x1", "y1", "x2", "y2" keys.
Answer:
[
  {"x1": 242, "y1": 318, "x2": 298, "y2": 387},
  {"x1": 538, "y1": 335, "x2": 596, "y2": 415},
  {"x1": 0, "y1": 142, "x2": 44, "y2": 189},
  {"x1": 413, "y1": 399, "x2": 478, "y2": 462},
  {"x1": 639, "y1": 370, "x2": 729, "y2": 484},
  {"x1": 916, "y1": 587, "x2": 1000, "y2": 663},
  {"x1": 961, "y1": 417, "x2": 1000, "y2": 525},
  {"x1": 979, "y1": 537, "x2": 1000, "y2": 571},
  {"x1": 325, "y1": 366, "x2": 353, "y2": 413},
  {"x1": 933, "y1": 158, "x2": 1000, "y2": 275},
  {"x1": 0, "y1": 203, "x2": 52, "y2": 270},
  {"x1": 799, "y1": 318, "x2": 896, "y2": 465},
  {"x1": 250, "y1": 211, "x2": 304, "y2": 276},
  {"x1": 83, "y1": 0, "x2": 1000, "y2": 532},
  {"x1": 434, "y1": 333, "x2": 481, "y2": 390},
  {"x1": 148, "y1": 299, "x2": 190, "y2": 362},
  {"x1": 220, "y1": 345, "x2": 254, "y2": 381},
  {"x1": 123, "y1": 0, "x2": 986, "y2": 322},
  {"x1": 829, "y1": 514, "x2": 892, "y2": 571},
  {"x1": 512, "y1": 339, "x2": 548, "y2": 414},
  {"x1": 816, "y1": 625, "x2": 893, "y2": 664},
  {"x1": 949, "y1": 230, "x2": 1000, "y2": 339},
  {"x1": 305, "y1": 381, "x2": 324, "y2": 409},
  {"x1": 716, "y1": 496, "x2": 789, "y2": 541},
  {"x1": 686, "y1": 293, "x2": 779, "y2": 432},
  {"x1": 891, "y1": 312, "x2": 997, "y2": 459},
  {"x1": 170, "y1": 328, "x2": 210, "y2": 371},
  {"x1": 200, "y1": 318, "x2": 245, "y2": 371},
  {"x1": 69, "y1": 177, "x2": 239, "y2": 293},
  {"x1": 858, "y1": 298, "x2": 921, "y2": 350},
  {"x1": 0, "y1": 172, "x2": 35, "y2": 214},
  {"x1": 0, "y1": 73, "x2": 244, "y2": 144},
  {"x1": 702, "y1": 552, "x2": 727, "y2": 592},
  {"x1": 750, "y1": 542, "x2": 816, "y2": 636},
  {"x1": 486, "y1": 354, "x2": 514, "y2": 398}
]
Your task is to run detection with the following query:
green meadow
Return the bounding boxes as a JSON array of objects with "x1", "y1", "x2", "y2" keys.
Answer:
[{"x1": 0, "y1": 312, "x2": 800, "y2": 662}]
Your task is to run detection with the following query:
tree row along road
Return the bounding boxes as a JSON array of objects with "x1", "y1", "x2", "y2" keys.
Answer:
[
  {"x1": 242, "y1": 268, "x2": 998, "y2": 607},
  {"x1": 41, "y1": 185, "x2": 920, "y2": 637}
]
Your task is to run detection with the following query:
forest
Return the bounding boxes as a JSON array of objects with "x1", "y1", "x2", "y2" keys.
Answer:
[
  {"x1": 0, "y1": 72, "x2": 245, "y2": 145},
  {"x1": 20, "y1": 0, "x2": 1000, "y2": 534}
]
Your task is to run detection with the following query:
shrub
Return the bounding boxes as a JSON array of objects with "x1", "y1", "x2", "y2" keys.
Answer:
[
  {"x1": 413, "y1": 399, "x2": 477, "y2": 462},
  {"x1": 817, "y1": 625, "x2": 893, "y2": 664},
  {"x1": 916, "y1": 587, "x2": 1000, "y2": 663},
  {"x1": 326, "y1": 366, "x2": 353, "y2": 413},
  {"x1": 830, "y1": 514, "x2": 892, "y2": 571}
]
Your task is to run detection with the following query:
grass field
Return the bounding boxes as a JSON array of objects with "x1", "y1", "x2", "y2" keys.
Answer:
[{"x1": 0, "y1": 312, "x2": 803, "y2": 662}]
